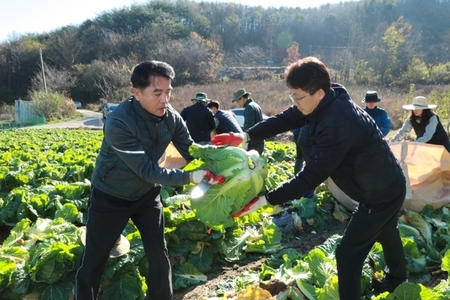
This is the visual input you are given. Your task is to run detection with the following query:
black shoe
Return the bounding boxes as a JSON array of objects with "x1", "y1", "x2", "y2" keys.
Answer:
[{"x1": 372, "y1": 277, "x2": 406, "y2": 294}]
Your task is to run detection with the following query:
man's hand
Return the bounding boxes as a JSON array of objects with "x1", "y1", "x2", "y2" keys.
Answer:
[
  {"x1": 232, "y1": 195, "x2": 268, "y2": 218},
  {"x1": 191, "y1": 170, "x2": 225, "y2": 184},
  {"x1": 211, "y1": 132, "x2": 247, "y2": 147}
]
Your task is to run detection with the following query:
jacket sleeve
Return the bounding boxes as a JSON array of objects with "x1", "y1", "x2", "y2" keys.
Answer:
[
  {"x1": 266, "y1": 108, "x2": 356, "y2": 205},
  {"x1": 171, "y1": 111, "x2": 195, "y2": 162},
  {"x1": 243, "y1": 106, "x2": 256, "y2": 131},
  {"x1": 380, "y1": 110, "x2": 391, "y2": 136},
  {"x1": 206, "y1": 109, "x2": 217, "y2": 131},
  {"x1": 416, "y1": 115, "x2": 438, "y2": 143},
  {"x1": 247, "y1": 106, "x2": 305, "y2": 141},
  {"x1": 392, "y1": 119, "x2": 412, "y2": 142},
  {"x1": 104, "y1": 118, "x2": 191, "y2": 186}
]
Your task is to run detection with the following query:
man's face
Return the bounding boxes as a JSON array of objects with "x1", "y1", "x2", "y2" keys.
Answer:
[
  {"x1": 289, "y1": 88, "x2": 324, "y2": 115},
  {"x1": 366, "y1": 102, "x2": 377, "y2": 109},
  {"x1": 235, "y1": 97, "x2": 244, "y2": 108},
  {"x1": 133, "y1": 76, "x2": 172, "y2": 117}
]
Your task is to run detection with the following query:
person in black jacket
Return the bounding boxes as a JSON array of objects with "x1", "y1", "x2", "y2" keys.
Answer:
[
  {"x1": 206, "y1": 100, "x2": 243, "y2": 135},
  {"x1": 232, "y1": 88, "x2": 265, "y2": 154},
  {"x1": 180, "y1": 92, "x2": 216, "y2": 144},
  {"x1": 212, "y1": 57, "x2": 407, "y2": 299},
  {"x1": 75, "y1": 61, "x2": 223, "y2": 300},
  {"x1": 391, "y1": 96, "x2": 450, "y2": 152}
]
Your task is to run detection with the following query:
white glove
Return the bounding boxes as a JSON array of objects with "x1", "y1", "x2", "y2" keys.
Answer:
[
  {"x1": 191, "y1": 170, "x2": 225, "y2": 184},
  {"x1": 232, "y1": 195, "x2": 269, "y2": 218}
]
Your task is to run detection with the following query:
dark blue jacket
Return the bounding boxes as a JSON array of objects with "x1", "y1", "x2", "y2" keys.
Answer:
[
  {"x1": 215, "y1": 110, "x2": 243, "y2": 134},
  {"x1": 247, "y1": 84, "x2": 405, "y2": 207},
  {"x1": 180, "y1": 102, "x2": 216, "y2": 143},
  {"x1": 364, "y1": 106, "x2": 391, "y2": 136}
]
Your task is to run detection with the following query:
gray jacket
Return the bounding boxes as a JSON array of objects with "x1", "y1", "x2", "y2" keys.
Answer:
[{"x1": 91, "y1": 97, "x2": 193, "y2": 200}]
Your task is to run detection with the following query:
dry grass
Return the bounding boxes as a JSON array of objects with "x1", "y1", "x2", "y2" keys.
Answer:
[{"x1": 172, "y1": 79, "x2": 450, "y2": 132}]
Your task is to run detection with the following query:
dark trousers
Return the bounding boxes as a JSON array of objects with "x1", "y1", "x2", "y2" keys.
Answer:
[
  {"x1": 335, "y1": 191, "x2": 406, "y2": 299},
  {"x1": 75, "y1": 186, "x2": 172, "y2": 300}
]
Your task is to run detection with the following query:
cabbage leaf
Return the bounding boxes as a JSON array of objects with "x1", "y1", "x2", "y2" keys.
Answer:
[{"x1": 186, "y1": 144, "x2": 268, "y2": 228}]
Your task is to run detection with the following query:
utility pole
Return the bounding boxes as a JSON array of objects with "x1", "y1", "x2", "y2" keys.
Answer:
[{"x1": 39, "y1": 48, "x2": 47, "y2": 93}]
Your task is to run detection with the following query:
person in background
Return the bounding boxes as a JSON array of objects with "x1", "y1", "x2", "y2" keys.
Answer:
[
  {"x1": 293, "y1": 124, "x2": 314, "y2": 198},
  {"x1": 391, "y1": 96, "x2": 450, "y2": 152},
  {"x1": 75, "y1": 61, "x2": 223, "y2": 300},
  {"x1": 292, "y1": 127, "x2": 303, "y2": 173},
  {"x1": 180, "y1": 92, "x2": 216, "y2": 144},
  {"x1": 206, "y1": 100, "x2": 243, "y2": 135},
  {"x1": 362, "y1": 91, "x2": 391, "y2": 136},
  {"x1": 232, "y1": 88, "x2": 265, "y2": 154},
  {"x1": 212, "y1": 56, "x2": 407, "y2": 299}
]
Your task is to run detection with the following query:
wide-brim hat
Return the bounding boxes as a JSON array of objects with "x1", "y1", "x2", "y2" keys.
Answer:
[
  {"x1": 232, "y1": 89, "x2": 250, "y2": 102},
  {"x1": 362, "y1": 91, "x2": 381, "y2": 103},
  {"x1": 79, "y1": 226, "x2": 130, "y2": 258},
  {"x1": 402, "y1": 96, "x2": 437, "y2": 110},
  {"x1": 191, "y1": 92, "x2": 210, "y2": 102}
]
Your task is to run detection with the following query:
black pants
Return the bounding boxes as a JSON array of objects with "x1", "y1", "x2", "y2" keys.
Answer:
[
  {"x1": 75, "y1": 186, "x2": 172, "y2": 300},
  {"x1": 335, "y1": 191, "x2": 406, "y2": 299}
]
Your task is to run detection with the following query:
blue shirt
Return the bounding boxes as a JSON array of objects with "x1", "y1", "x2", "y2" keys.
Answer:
[{"x1": 364, "y1": 106, "x2": 391, "y2": 136}]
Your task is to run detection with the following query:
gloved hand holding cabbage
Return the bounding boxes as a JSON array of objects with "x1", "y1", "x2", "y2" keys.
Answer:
[
  {"x1": 185, "y1": 143, "x2": 268, "y2": 227},
  {"x1": 211, "y1": 132, "x2": 249, "y2": 150}
]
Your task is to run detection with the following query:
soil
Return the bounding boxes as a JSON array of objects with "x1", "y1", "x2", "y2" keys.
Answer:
[
  {"x1": 172, "y1": 214, "x2": 448, "y2": 300},
  {"x1": 172, "y1": 218, "x2": 348, "y2": 300}
]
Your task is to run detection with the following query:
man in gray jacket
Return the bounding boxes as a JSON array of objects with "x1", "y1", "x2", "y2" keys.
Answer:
[{"x1": 75, "y1": 61, "x2": 222, "y2": 300}]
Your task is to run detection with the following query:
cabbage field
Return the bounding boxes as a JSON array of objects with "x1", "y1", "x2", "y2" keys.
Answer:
[{"x1": 0, "y1": 129, "x2": 449, "y2": 300}]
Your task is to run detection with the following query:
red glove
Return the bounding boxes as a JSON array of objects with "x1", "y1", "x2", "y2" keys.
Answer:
[
  {"x1": 232, "y1": 196, "x2": 268, "y2": 218},
  {"x1": 211, "y1": 132, "x2": 247, "y2": 147},
  {"x1": 191, "y1": 170, "x2": 225, "y2": 184}
]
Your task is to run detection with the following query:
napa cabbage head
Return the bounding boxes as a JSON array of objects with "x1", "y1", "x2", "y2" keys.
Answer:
[{"x1": 186, "y1": 144, "x2": 268, "y2": 228}]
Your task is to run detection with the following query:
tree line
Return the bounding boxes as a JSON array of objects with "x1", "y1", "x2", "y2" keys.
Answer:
[{"x1": 0, "y1": 0, "x2": 449, "y2": 107}]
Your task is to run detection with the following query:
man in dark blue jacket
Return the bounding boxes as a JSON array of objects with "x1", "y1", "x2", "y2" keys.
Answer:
[
  {"x1": 206, "y1": 100, "x2": 243, "y2": 135},
  {"x1": 212, "y1": 57, "x2": 407, "y2": 299},
  {"x1": 362, "y1": 91, "x2": 391, "y2": 136},
  {"x1": 180, "y1": 92, "x2": 216, "y2": 143}
]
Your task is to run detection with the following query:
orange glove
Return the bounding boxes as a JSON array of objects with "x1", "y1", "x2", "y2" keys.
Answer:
[{"x1": 232, "y1": 196, "x2": 268, "y2": 218}]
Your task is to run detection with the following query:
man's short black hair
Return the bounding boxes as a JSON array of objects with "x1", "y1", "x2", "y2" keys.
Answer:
[
  {"x1": 207, "y1": 100, "x2": 220, "y2": 109},
  {"x1": 131, "y1": 61, "x2": 175, "y2": 89}
]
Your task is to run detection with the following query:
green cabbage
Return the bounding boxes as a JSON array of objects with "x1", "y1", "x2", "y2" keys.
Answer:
[{"x1": 186, "y1": 144, "x2": 268, "y2": 228}]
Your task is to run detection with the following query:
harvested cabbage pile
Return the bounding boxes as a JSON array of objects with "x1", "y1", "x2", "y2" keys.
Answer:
[{"x1": 185, "y1": 144, "x2": 268, "y2": 228}]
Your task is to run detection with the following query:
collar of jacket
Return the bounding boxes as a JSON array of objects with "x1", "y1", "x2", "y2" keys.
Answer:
[
  {"x1": 306, "y1": 84, "x2": 349, "y2": 120},
  {"x1": 130, "y1": 96, "x2": 168, "y2": 124},
  {"x1": 243, "y1": 98, "x2": 253, "y2": 107}
]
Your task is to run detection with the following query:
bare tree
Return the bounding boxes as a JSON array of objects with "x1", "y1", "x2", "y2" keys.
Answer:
[
  {"x1": 30, "y1": 62, "x2": 77, "y2": 97},
  {"x1": 47, "y1": 26, "x2": 83, "y2": 69},
  {"x1": 95, "y1": 58, "x2": 134, "y2": 103}
]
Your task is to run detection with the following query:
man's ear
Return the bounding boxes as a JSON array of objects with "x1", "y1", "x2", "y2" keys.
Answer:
[
  {"x1": 317, "y1": 89, "x2": 326, "y2": 100},
  {"x1": 132, "y1": 87, "x2": 140, "y2": 101}
]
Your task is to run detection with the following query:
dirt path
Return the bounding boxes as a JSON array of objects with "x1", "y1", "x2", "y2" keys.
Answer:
[{"x1": 27, "y1": 109, "x2": 104, "y2": 129}]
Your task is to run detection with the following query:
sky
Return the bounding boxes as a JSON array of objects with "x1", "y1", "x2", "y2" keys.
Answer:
[{"x1": 0, "y1": 0, "x2": 352, "y2": 43}]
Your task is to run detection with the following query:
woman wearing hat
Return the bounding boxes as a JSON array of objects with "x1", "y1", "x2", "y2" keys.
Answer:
[
  {"x1": 391, "y1": 96, "x2": 450, "y2": 152},
  {"x1": 362, "y1": 91, "x2": 391, "y2": 137}
]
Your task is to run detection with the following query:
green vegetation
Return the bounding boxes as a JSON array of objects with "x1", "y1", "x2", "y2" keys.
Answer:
[{"x1": 0, "y1": 129, "x2": 449, "y2": 299}]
